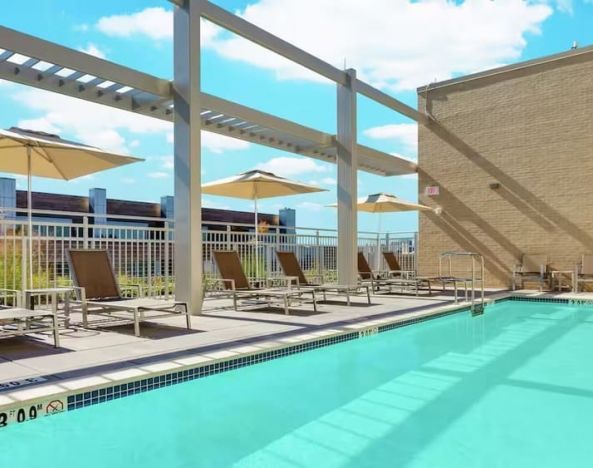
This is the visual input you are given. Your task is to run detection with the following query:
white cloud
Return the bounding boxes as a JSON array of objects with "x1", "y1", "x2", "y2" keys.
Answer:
[
  {"x1": 296, "y1": 201, "x2": 324, "y2": 212},
  {"x1": 201, "y1": 132, "x2": 250, "y2": 153},
  {"x1": 204, "y1": 0, "x2": 552, "y2": 91},
  {"x1": 166, "y1": 131, "x2": 250, "y2": 154},
  {"x1": 95, "y1": 7, "x2": 219, "y2": 44},
  {"x1": 17, "y1": 118, "x2": 60, "y2": 135},
  {"x1": 97, "y1": 7, "x2": 172, "y2": 40},
  {"x1": 202, "y1": 197, "x2": 231, "y2": 210},
  {"x1": 309, "y1": 177, "x2": 336, "y2": 186},
  {"x1": 364, "y1": 123, "x2": 418, "y2": 154},
  {"x1": 13, "y1": 88, "x2": 170, "y2": 153},
  {"x1": 159, "y1": 155, "x2": 174, "y2": 170},
  {"x1": 256, "y1": 156, "x2": 328, "y2": 177},
  {"x1": 554, "y1": 0, "x2": 573, "y2": 14},
  {"x1": 147, "y1": 172, "x2": 169, "y2": 179},
  {"x1": 78, "y1": 43, "x2": 107, "y2": 59}
]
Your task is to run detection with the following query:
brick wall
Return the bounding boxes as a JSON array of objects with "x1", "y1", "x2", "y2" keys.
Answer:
[{"x1": 417, "y1": 54, "x2": 593, "y2": 288}]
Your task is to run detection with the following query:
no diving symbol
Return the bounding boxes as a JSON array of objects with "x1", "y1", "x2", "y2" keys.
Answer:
[{"x1": 45, "y1": 400, "x2": 64, "y2": 415}]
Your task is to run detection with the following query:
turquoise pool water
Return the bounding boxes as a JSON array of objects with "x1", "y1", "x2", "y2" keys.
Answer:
[{"x1": 2, "y1": 300, "x2": 593, "y2": 467}]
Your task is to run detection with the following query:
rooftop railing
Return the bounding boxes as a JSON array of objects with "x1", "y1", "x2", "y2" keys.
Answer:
[{"x1": 0, "y1": 209, "x2": 417, "y2": 295}]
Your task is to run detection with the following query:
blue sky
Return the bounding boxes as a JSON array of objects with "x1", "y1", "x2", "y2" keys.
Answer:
[{"x1": 1, "y1": 0, "x2": 592, "y2": 232}]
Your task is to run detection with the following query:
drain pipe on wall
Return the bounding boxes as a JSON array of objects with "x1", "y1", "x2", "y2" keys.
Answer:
[{"x1": 422, "y1": 83, "x2": 437, "y2": 123}]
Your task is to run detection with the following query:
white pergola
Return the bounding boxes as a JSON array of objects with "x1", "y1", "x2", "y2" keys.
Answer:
[{"x1": 0, "y1": 0, "x2": 427, "y2": 315}]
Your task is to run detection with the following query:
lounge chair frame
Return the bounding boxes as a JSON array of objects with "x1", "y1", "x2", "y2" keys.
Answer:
[
  {"x1": 359, "y1": 252, "x2": 431, "y2": 295},
  {"x1": 382, "y1": 251, "x2": 416, "y2": 279},
  {"x1": 67, "y1": 249, "x2": 190, "y2": 337},
  {"x1": 276, "y1": 250, "x2": 371, "y2": 305},
  {"x1": 512, "y1": 254, "x2": 549, "y2": 291},
  {"x1": 574, "y1": 254, "x2": 593, "y2": 292},
  {"x1": 0, "y1": 307, "x2": 60, "y2": 347},
  {"x1": 212, "y1": 250, "x2": 317, "y2": 315}
]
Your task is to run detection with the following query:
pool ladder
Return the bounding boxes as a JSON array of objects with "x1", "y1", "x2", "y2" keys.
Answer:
[{"x1": 439, "y1": 252, "x2": 485, "y2": 316}]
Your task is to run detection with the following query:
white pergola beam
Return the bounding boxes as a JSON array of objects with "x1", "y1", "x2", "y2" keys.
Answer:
[
  {"x1": 357, "y1": 144, "x2": 417, "y2": 176},
  {"x1": 173, "y1": 0, "x2": 203, "y2": 315},
  {"x1": 169, "y1": 1, "x2": 424, "y2": 125},
  {"x1": 0, "y1": 26, "x2": 170, "y2": 97},
  {"x1": 0, "y1": 24, "x2": 418, "y2": 177},
  {"x1": 202, "y1": 93, "x2": 330, "y2": 146},
  {"x1": 336, "y1": 69, "x2": 358, "y2": 285},
  {"x1": 354, "y1": 80, "x2": 428, "y2": 124}
]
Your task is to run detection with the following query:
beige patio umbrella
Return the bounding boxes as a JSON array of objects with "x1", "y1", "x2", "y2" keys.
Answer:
[
  {"x1": 354, "y1": 192, "x2": 433, "y2": 234},
  {"x1": 202, "y1": 169, "x2": 326, "y2": 277},
  {"x1": 0, "y1": 127, "x2": 143, "y2": 287},
  {"x1": 329, "y1": 192, "x2": 433, "y2": 269},
  {"x1": 353, "y1": 192, "x2": 433, "y2": 214}
]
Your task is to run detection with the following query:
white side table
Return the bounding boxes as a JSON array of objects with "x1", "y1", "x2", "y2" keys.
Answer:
[{"x1": 24, "y1": 287, "x2": 75, "y2": 328}]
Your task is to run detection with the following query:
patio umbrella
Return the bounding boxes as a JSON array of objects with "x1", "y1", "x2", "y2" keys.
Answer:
[
  {"x1": 0, "y1": 127, "x2": 143, "y2": 288},
  {"x1": 354, "y1": 192, "x2": 432, "y2": 214},
  {"x1": 202, "y1": 169, "x2": 326, "y2": 277},
  {"x1": 329, "y1": 192, "x2": 433, "y2": 269}
]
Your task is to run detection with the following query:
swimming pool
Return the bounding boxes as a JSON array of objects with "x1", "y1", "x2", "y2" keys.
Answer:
[{"x1": 1, "y1": 299, "x2": 593, "y2": 467}]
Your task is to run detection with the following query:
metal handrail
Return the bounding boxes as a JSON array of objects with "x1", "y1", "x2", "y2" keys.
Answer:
[{"x1": 439, "y1": 251, "x2": 485, "y2": 314}]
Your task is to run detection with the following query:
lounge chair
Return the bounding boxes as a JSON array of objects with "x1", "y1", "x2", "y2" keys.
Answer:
[
  {"x1": 358, "y1": 252, "x2": 428, "y2": 295},
  {"x1": 67, "y1": 249, "x2": 190, "y2": 337},
  {"x1": 275, "y1": 250, "x2": 371, "y2": 305},
  {"x1": 382, "y1": 251, "x2": 416, "y2": 279},
  {"x1": 0, "y1": 308, "x2": 60, "y2": 347},
  {"x1": 575, "y1": 254, "x2": 593, "y2": 292},
  {"x1": 512, "y1": 254, "x2": 549, "y2": 291},
  {"x1": 212, "y1": 250, "x2": 317, "y2": 314},
  {"x1": 0, "y1": 288, "x2": 60, "y2": 347}
]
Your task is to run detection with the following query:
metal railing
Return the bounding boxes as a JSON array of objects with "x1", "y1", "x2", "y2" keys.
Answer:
[{"x1": 0, "y1": 209, "x2": 417, "y2": 294}]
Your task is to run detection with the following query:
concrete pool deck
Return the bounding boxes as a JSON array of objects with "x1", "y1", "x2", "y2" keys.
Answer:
[
  {"x1": 2, "y1": 288, "x2": 592, "y2": 394},
  {"x1": 0, "y1": 290, "x2": 499, "y2": 386}
]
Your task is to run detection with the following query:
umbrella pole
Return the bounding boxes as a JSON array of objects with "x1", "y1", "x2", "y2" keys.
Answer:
[
  {"x1": 27, "y1": 146, "x2": 33, "y2": 289},
  {"x1": 376, "y1": 213, "x2": 383, "y2": 271},
  {"x1": 254, "y1": 197, "x2": 259, "y2": 280}
]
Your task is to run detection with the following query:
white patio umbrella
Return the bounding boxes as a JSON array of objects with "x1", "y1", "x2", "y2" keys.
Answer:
[
  {"x1": 329, "y1": 192, "x2": 433, "y2": 269},
  {"x1": 202, "y1": 169, "x2": 326, "y2": 277},
  {"x1": 0, "y1": 127, "x2": 143, "y2": 288}
]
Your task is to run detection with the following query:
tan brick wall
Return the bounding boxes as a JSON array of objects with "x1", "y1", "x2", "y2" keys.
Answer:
[{"x1": 417, "y1": 57, "x2": 593, "y2": 288}]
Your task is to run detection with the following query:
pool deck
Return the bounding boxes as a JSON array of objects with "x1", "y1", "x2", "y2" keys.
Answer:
[
  {"x1": 0, "y1": 290, "x2": 499, "y2": 385},
  {"x1": 1, "y1": 288, "x2": 592, "y2": 406}
]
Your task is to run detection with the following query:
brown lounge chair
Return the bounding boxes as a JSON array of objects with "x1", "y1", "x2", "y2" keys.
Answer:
[
  {"x1": 67, "y1": 249, "x2": 190, "y2": 336},
  {"x1": 383, "y1": 251, "x2": 432, "y2": 294},
  {"x1": 212, "y1": 250, "x2": 317, "y2": 315},
  {"x1": 383, "y1": 251, "x2": 416, "y2": 279},
  {"x1": 275, "y1": 250, "x2": 371, "y2": 305},
  {"x1": 358, "y1": 252, "x2": 428, "y2": 295},
  {"x1": 575, "y1": 254, "x2": 593, "y2": 292},
  {"x1": 512, "y1": 254, "x2": 549, "y2": 291}
]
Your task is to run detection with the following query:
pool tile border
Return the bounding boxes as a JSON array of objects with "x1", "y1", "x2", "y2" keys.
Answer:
[
  {"x1": 65, "y1": 331, "x2": 360, "y2": 411},
  {"x1": 2, "y1": 293, "x2": 590, "y2": 429}
]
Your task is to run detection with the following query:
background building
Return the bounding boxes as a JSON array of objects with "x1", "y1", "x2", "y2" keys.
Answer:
[
  {"x1": 417, "y1": 46, "x2": 593, "y2": 288},
  {"x1": 0, "y1": 177, "x2": 294, "y2": 234}
]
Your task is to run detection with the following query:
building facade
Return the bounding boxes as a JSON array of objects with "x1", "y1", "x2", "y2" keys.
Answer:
[
  {"x1": 417, "y1": 47, "x2": 593, "y2": 288},
  {"x1": 0, "y1": 178, "x2": 293, "y2": 233}
]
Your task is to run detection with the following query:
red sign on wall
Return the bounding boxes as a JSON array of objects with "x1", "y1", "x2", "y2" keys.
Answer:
[{"x1": 424, "y1": 185, "x2": 440, "y2": 196}]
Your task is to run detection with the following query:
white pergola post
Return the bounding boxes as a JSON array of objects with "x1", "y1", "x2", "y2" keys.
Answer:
[
  {"x1": 173, "y1": 0, "x2": 202, "y2": 315},
  {"x1": 337, "y1": 68, "x2": 358, "y2": 285}
]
